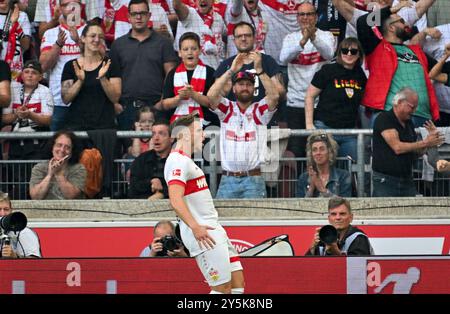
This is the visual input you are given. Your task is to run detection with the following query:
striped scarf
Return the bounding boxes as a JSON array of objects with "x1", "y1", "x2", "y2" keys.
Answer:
[{"x1": 171, "y1": 60, "x2": 207, "y2": 123}]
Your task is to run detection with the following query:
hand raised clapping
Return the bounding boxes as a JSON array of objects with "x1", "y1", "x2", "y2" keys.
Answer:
[
  {"x1": 73, "y1": 60, "x2": 85, "y2": 82},
  {"x1": 97, "y1": 59, "x2": 111, "y2": 80}
]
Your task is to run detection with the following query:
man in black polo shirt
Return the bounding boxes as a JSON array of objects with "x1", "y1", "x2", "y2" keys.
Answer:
[
  {"x1": 110, "y1": 0, "x2": 178, "y2": 131},
  {"x1": 372, "y1": 87, "x2": 444, "y2": 197},
  {"x1": 0, "y1": 60, "x2": 11, "y2": 160}
]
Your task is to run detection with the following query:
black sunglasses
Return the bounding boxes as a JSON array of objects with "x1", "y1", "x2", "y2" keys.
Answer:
[
  {"x1": 310, "y1": 133, "x2": 328, "y2": 143},
  {"x1": 341, "y1": 48, "x2": 359, "y2": 56}
]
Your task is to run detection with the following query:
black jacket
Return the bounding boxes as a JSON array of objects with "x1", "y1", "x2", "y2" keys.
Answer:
[{"x1": 128, "y1": 150, "x2": 168, "y2": 199}]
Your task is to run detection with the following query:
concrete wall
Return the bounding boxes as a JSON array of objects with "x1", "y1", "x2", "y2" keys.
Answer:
[{"x1": 11, "y1": 197, "x2": 450, "y2": 222}]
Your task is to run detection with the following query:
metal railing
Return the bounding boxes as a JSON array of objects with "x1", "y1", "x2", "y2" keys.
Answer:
[{"x1": 1, "y1": 129, "x2": 449, "y2": 199}]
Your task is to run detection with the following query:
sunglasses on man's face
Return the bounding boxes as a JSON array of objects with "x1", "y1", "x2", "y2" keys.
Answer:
[{"x1": 341, "y1": 48, "x2": 359, "y2": 56}]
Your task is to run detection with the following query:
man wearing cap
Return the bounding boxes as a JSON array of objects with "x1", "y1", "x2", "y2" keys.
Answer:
[
  {"x1": 208, "y1": 51, "x2": 279, "y2": 198},
  {"x1": 2, "y1": 60, "x2": 53, "y2": 199}
]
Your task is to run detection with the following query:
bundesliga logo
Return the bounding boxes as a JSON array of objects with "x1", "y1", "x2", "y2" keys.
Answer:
[{"x1": 172, "y1": 169, "x2": 181, "y2": 177}]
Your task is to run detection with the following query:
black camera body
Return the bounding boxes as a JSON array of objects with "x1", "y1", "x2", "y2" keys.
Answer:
[
  {"x1": 156, "y1": 235, "x2": 182, "y2": 256},
  {"x1": 319, "y1": 225, "x2": 338, "y2": 245}
]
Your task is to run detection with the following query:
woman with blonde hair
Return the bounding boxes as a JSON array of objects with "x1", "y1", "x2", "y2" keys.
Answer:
[{"x1": 296, "y1": 132, "x2": 352, "y2": 197}]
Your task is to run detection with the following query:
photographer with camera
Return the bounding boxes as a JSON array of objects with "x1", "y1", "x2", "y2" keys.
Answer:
[
  {"x1": 306, "y1": 196, "x2": 373, "y2": 256},
  {"x1": 140, "y1": 220, "x2": 188, "y2": 257},
  {"x1": 0, "y1": 191, "x2": 41, "y2": 258}
]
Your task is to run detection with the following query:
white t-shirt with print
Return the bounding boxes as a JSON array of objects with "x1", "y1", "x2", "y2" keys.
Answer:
[
  {"x1": 5, "y1": 82, "x2": 54, "y2": 131},
  {"x1": 40, "y1": 24, "x2": 84, "y2": 107}
]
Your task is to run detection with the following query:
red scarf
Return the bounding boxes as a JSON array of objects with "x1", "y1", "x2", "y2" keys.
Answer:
[
  {"x1": 171, "y1": 60, "x2": 207, "y2": 123},
  {"x1": 4, "y1": 21, "x2": 24, "y2": 80},
  {"x1": 197, "y1": 9, "x2": 216, "y2": 47}
]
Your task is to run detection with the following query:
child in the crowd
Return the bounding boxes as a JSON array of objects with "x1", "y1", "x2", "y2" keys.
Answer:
[
  {"x1": 160, "y1": 31, "x2": 217, "y2": 126},
  {"x1": 123, "y1": 106, "x2": 155, "y2": 181}
]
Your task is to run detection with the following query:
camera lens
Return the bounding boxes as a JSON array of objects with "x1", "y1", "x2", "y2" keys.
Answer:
[
  {"x1": 162, "y1": 235, "x2": 179, "y2": 251},
  {"x1": 319, "y1": 225, "x2": 338, "y2": 245}
]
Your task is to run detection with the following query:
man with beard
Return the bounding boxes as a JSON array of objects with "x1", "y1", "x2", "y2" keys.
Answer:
[
  {"x1": 207, "y1": 52, "x2": 279, "y2": 198},
  {"x1": 355, "y1": 1, "x2": 441, "y2": 128},
  {"x1": 332, "y1": 0, "x2": 435, "y2": 39},
  {"x1": 173, "y1": 0, "x2": 227, "y2": 69}
]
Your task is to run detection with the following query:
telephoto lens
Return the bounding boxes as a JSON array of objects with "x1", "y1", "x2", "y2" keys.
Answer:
[
  {"x1": 319, "y1": 225, "x2": 338, "y2": 245},
  {"x1": 0, "y1": 212, "x2": 28, "y2": 233}
]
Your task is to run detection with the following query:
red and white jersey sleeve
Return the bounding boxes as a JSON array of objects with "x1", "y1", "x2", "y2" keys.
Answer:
[
  {"x1": 0, "y1": 12, "x2": 31, "y2": 79},
  {"x1": 165, "y1": 150, "x2": 219, "y2": 225},
  {"x1": 41, "y1": 24, "x2": 84, "y2": 107},
  {"x1": 165, "y1": 150, "x2": 228, "y2": 256},
  {"x1": 174, "y1": 7, "x2": 226, "y2": 69},
  {"x1": 259, "y1": 0, "x2": 301, "y2": 65},
  {"x1": 213, "y1": 97, "x2": 273, "y2": 172}
]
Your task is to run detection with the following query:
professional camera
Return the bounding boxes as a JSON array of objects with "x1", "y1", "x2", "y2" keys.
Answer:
[
  {"x1": 0, "y1": 212, "x2": 28, "y2": 246},
  {"x1": 319, "y1": 225, "x2": 338, "y2": 245},
  {"x1": 156, "y1": 235, "x2": 182, "y2": 256}
]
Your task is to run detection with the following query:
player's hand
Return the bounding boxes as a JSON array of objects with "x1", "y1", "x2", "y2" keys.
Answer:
[
  {"x1": 192, "y1": 225, "x2": 216, "y2": 250},
  {"x1": 167, "y1": 246, "x2": 188, "y2": 257}
]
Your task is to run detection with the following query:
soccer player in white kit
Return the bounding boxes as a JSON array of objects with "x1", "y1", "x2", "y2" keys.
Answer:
[{"x1": 164, "y1": 113, "x2": 245, "y2": 294}]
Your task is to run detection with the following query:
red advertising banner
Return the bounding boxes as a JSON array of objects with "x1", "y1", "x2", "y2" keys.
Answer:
[
  {"x1": 33, "y1": 224, "x2": 450, "y2": 257},
  {"x1": 0, "y1": 257, "x2": 346, "y2": 294},
  {"x1": 1, "y1": 256, "x2": 448, "y2": 294}
]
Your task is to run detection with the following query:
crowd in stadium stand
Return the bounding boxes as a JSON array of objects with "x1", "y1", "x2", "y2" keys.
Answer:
[{"x1": 1, "y1": 0, "x2": 450, "y2": 200}]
